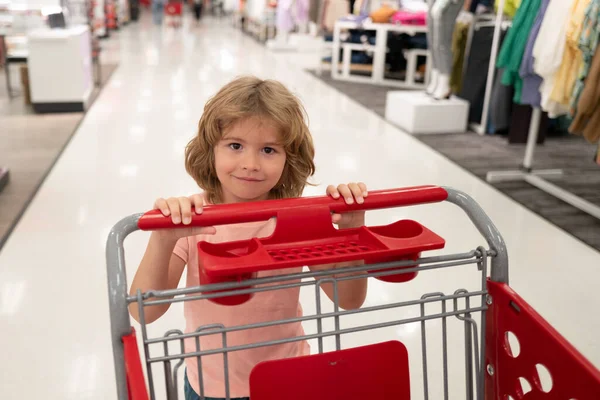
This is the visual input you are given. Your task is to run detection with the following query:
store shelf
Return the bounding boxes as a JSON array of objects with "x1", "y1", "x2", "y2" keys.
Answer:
[{"x1": 330, "y1": 20, "x2": 429, "y2": 89}]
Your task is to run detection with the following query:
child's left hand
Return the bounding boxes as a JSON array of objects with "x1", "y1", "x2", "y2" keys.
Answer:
[{"x1": 327, "y1": 182, "x2": 368, "y2": 228}]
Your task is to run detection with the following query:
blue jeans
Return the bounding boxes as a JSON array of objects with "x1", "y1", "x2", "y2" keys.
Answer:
[
  {"x1": 184, "y1": 372, "x2": 249, "y2": 400},
  {"x1": 151, "y1": 0, "x2": 164, "y2": 24}
]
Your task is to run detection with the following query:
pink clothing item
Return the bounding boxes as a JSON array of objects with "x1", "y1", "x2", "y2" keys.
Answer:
[
  {"x1": 390, "y1": 10, "x2": 427, "y2": 26},
  {"x1": 276, "y1": 0, "x2": 310, "y2": 32},
  {"x1": 173, "y1": 218, "x2": 310, "y2": 398},
  {"x1": 295, "y1": 0, "x2": 310, "y2": 25}
]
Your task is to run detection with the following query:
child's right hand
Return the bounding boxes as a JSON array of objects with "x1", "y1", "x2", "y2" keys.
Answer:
[{"x1": 153, "y1": 194, "x2": 216, "y2": 240}]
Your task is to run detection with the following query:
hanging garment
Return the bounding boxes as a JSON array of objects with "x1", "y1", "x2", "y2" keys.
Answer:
[
  {"x1": 296, "y1": 0, "x2": 310, "y2": 24},
  {"x1": 550, "y1": 0, "x2": 592, "y2": 108},
  {"x1": 276, "y1": 0, "x2": 296, "y2": 31},
  {"x1": 519, "y1": 0, "x2": 550, "y2": 108},
  {"x1": 496, "y1": 0, "x2": 542, "y2": 104},
  {"x1": 490, "y1": 67, "x2": 515, "y2": 132},
  {"x1": 569, "y1": 41, "x2": 600, "y2": 143},
  {"x1": 508, "y1": 104, "x2": 549, "y2": 144},
  {"x1": 458, "y1": 26, "x2": 497, "y2": 122},
  {"x1": 450, "y1": 21, "x2": 470, "y2": 94},
  {"x1": 570, "y1": 0, "x2": 600, "y2": 116},
  {"x1": 533, "y1": 0, "x2": 575, "y2": 117}
]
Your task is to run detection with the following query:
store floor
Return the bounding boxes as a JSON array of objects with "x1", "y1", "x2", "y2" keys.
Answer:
[{"x1": 0, "y1": 12, "x2": 599, "y2": 400}]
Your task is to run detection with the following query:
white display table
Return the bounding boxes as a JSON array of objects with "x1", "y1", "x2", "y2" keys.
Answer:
[{"x1": 27, "y1": 25, "x2": 93, "y2": 113}]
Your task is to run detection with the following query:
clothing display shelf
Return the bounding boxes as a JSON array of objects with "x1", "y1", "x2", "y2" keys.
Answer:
[
  {"x1": 331, "y1": 20, "x2": 429, "y2": 89},
  {"x1": 0, "y1": 4, "x2": 45, "y2": 98}
]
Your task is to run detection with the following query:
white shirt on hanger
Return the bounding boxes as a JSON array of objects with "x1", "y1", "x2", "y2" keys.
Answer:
[{"x1": 532, "y1": 0, "x2": 575, "y2": 117}]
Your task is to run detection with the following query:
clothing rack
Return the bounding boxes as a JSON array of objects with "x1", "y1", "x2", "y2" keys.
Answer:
[
  {"x1": 484, "y1": 0, "x2": 600, "y2": 220},
  {"x1": 486, "y1": 109, "x2": 600, "y2": 220}
]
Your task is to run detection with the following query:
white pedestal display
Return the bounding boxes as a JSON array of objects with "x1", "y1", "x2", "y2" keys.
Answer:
[{"x1": 385, "y1": 91, "x2": 469, "y2": 134}]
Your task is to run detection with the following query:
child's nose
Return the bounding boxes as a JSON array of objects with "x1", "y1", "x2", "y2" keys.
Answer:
[{"x1": 241, "y1": 153, "x2": 260, "y2": 171}]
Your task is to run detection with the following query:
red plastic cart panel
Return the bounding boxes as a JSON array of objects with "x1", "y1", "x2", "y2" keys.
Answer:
[
  {"x1": 249, "y1": 340, "x2": 411, "y2": 400},
  {"x1": 122, "y1": 328, "x2": 149, "y2": 400},
  {"x1": 485, "y1": 280, "x2": 600, "y2": 399}
]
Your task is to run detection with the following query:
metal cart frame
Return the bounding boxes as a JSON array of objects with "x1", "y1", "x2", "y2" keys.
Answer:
[{"x1": 106, "y1": 186, "x2": 600, "y2": 400}]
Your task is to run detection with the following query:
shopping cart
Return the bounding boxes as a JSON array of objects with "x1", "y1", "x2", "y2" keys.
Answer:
[
  {"x1": 165, "y1": 0, "x2": 183, "y2": 27},
  {"x1": 106, "y1": 185, "x2": 600, "y2": 400}
]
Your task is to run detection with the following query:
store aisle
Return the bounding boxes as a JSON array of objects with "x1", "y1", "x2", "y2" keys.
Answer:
[{"x1": 0, "y1": 13, "x2": 599, "y2": 400}]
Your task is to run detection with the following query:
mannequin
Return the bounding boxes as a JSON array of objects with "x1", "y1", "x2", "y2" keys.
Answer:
[
  {"x1": 425, "y1": 0, "x2": 438, "y2": 95},
  {"x1": 426, "y1": 0, "x2": 469, "y2": 99}
]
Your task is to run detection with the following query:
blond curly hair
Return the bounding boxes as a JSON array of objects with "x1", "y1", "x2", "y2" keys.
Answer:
[{"x1": 185, "y1": 76, "x2": 316, "y2": 204}]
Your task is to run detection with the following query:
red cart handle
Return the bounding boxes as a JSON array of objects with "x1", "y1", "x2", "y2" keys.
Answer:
[{"x1": 137, "y1": 185, "x2": 448, "y2": 230}]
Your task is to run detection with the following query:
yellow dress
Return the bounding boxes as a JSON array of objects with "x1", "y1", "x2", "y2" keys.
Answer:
[
  {"x1": 496, "y1": 0, "x2": 523, "y2": 18},
  {"x1": 550, "y1": 0, "x2": 592, "y2": 107}
]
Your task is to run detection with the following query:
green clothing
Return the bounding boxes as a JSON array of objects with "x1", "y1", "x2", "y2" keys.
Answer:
[{"x1": 496, "y1": 0, "x2": 542, "y2": 104}]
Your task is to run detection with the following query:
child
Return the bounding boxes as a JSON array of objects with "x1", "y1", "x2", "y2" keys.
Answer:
[{"x1": 129, "y1": 76, "x2": 369, "y2": 400}]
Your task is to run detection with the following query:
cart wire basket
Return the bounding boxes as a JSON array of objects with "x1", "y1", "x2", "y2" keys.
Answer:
[{"x1": 106, "y1": 185, "x2": 600, "y2": 400}]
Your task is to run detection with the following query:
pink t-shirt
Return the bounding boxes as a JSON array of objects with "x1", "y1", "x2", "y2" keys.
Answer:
[{"x1": 173, "y1": 218, "x2": 310, "y2": 398}]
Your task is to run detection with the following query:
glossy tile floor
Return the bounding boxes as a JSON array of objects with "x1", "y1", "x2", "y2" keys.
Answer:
[{"x1": 1, "y1": 12, "x2": 599, "y2": 400}]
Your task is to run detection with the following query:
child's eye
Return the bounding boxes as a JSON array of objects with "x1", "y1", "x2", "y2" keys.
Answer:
[
  {"x1": 229, "y1": 143, "x2": 242, "y2": 150},
  {"x1": 263, "y1": 147, "x2": 276, "y2": 154}
]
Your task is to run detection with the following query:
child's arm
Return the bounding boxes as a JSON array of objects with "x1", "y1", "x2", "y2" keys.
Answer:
[
  {"x1": 129, "y1": 233, "x2": 186, "y2": 323},
  {"x1": 129, "y1": 195, "x2": 215, "y2": 323},
  {"x1": 308, "y1": 183, "x2": 369, "y2": 310}
]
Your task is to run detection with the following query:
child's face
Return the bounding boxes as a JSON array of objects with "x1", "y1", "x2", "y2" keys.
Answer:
[{"x1": 214, "y1": 117, "x2": 286, "y2": 203}]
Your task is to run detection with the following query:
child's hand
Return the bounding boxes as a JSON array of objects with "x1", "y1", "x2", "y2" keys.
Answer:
[
  {"x1": 153, "y1": 194, "x2": 216, "y2": 239},
  {"x1": 327, "y1": 183, "x2": 368, "y2": 228}
]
